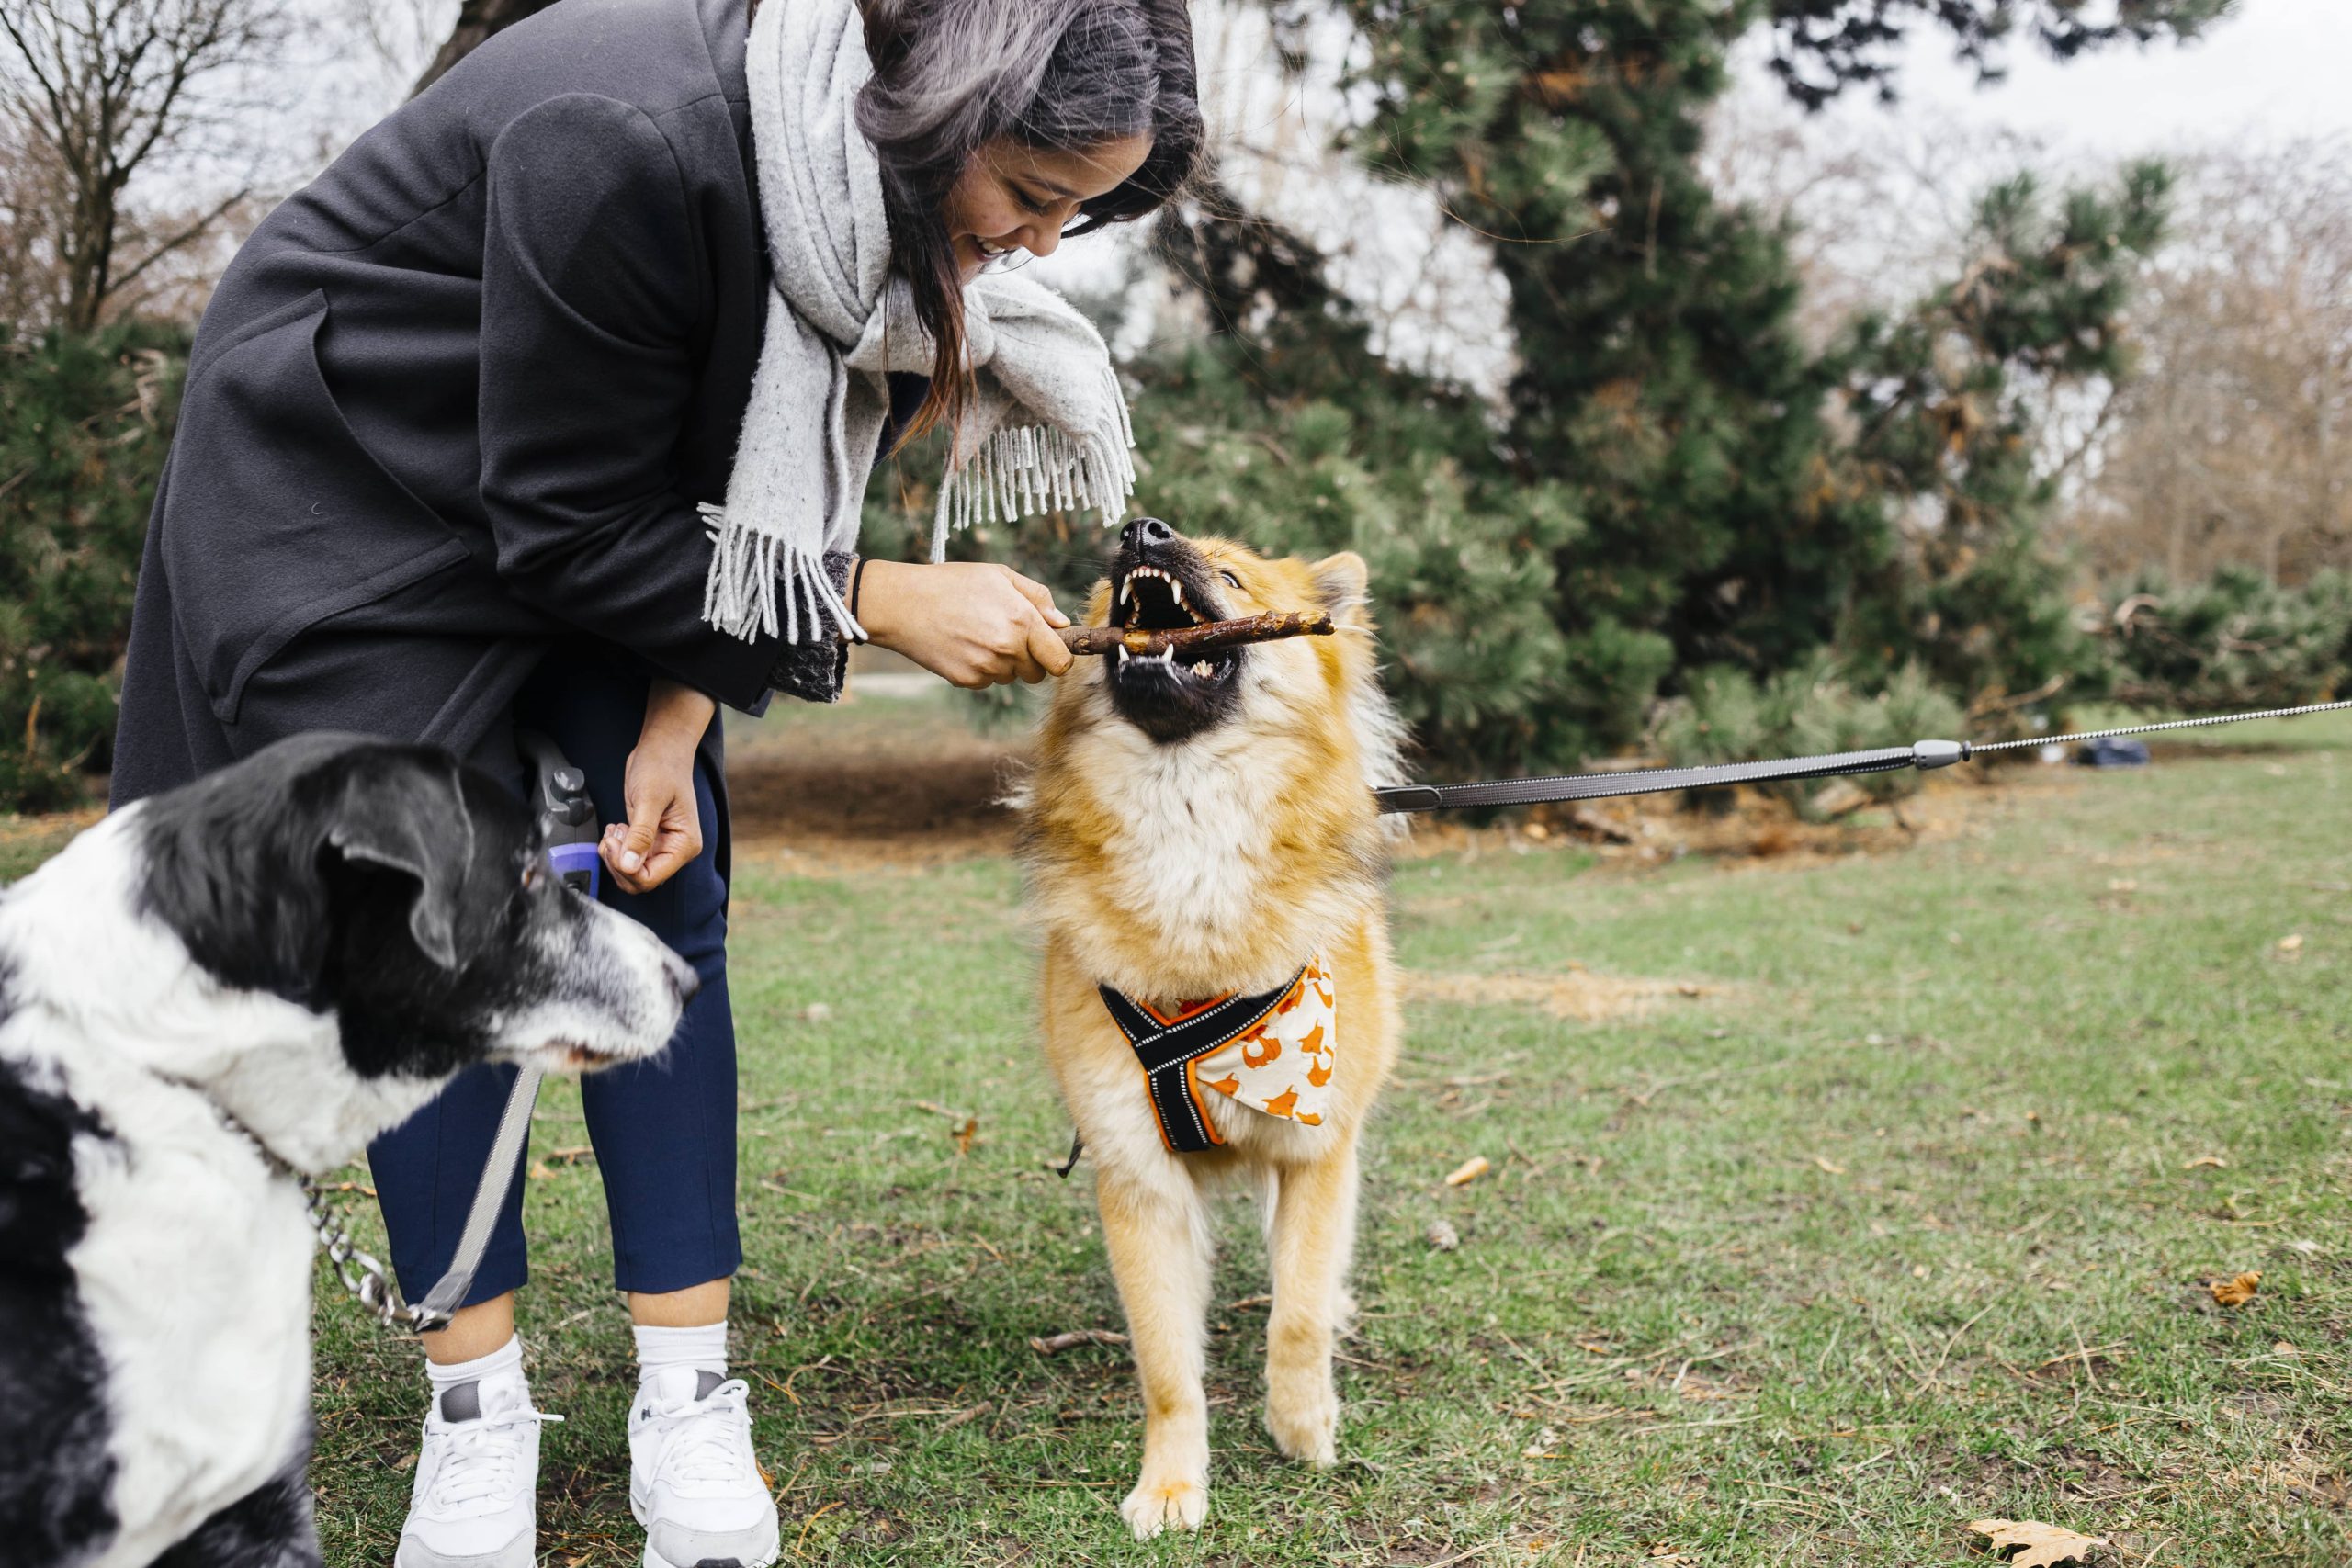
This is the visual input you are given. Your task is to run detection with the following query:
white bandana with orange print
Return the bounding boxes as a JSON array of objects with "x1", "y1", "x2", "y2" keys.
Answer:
[{"x1": 1138, "y1": 954, "x2": 1337, "y2": 1133}]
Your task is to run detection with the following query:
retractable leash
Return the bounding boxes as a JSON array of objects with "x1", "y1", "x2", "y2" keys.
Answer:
[
  {"x1": 1372, "y1": 698, "x2": 2352, "y2": 814},
  {"x1": 309, "y1": 732, "x2": 602, "y2": 1333}
]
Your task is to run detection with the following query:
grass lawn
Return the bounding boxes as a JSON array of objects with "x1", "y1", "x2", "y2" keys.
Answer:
[{"x1": 283, "y1": 713, "x2": 2352, "y2": 1564}]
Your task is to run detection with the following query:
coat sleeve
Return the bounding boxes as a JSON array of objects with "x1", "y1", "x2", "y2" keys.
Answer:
[{"x1": 478, "y1": 93, "x2": 843, "y2": 707}]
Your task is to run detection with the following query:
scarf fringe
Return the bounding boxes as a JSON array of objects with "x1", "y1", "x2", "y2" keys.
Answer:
[
  {"x1": 929, "y1": 365, "x2": 1137, "y2": 559},
  {"x1": 701, "y1": 501, "x2": 866, "y2": 644}
]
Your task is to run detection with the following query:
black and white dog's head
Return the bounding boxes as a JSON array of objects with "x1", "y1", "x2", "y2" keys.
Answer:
[{"x1": 0, "y1": 733, "x2": 693, "y2": 1170}]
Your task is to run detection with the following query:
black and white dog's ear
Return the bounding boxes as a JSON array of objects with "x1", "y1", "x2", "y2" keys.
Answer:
[{"x1": 320, "y1": 755, "x2": 473, "y2": 971}]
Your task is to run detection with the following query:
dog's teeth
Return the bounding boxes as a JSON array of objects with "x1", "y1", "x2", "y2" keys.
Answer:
[
  {"x1": 1118, "y1": 579, "x2": 1131, "y2": 605},
  {"x1": 1115, "y1": 646, "x2": 1129, "y2": 665},
  {"x1": 1193, "y1": 660, "x2": 1213, "y2": 676},
  {"x1": 1170, "y1": 580, "x2": 1186, "y2": 607}
]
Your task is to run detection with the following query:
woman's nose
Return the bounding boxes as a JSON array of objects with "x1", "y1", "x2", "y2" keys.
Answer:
[{"x1": 1023, "y1": 220, "x2": 1064, "y2": 259}]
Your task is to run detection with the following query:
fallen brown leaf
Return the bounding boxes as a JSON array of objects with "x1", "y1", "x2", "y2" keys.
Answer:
[
  {"x1": 1426, "y1": 1218, "x2": 1461, "y2": 1251},
  {"x1": 1444, "y1": 1156, "x2": 1491, "y2": 1187},
  {"x1": 2278, "y1": 933, "x2": 2305, "y2": 953},
  {"x1": 2211, "y1": 1270, "x2": 2262, "y2": 1307},
  {"x1": 1967, "y1": 1518, "x2": 2109, "y2": 1566},
  {"x1": 1813, "y1": 1155, "x2": 1847, "y2": 1175},
  {"x1": 954, "y1": 1116, "x2": 978, "y2": 1156},
  {"x1": 2182, "y1": 1155, "x2": 2228, "y2": 1170},
  {"x1": 526, "y1": 1161, "x2": 555, "y2": 1181}
]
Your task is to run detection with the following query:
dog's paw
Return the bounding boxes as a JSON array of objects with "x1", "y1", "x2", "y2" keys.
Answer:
[
  {"x1": 1265, "y1": 1381, "x2": 1340, "y2": 1468},
  {"x1": 1120, "y1": 1471, "x2": 1209, "y2": 1539}
]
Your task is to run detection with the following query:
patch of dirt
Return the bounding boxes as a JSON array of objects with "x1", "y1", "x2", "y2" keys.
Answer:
[
  {"x1": 727, "y1": 747, "x2": 1022, "y2": 874},
  {"x1": 726, "y1": 692, "x2": 1026, "y2": 874},
  {"x1": 1395, "y1": 764, "x2": 2085, "y2": 874},
  {"x1": 1404, "y1": 966, "x2": 1735, "y2": 1023}
]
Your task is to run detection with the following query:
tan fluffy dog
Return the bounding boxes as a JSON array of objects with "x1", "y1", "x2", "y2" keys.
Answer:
[{"x1": 1019, "y1": 518, "x2": 1405, "y2": 1538}]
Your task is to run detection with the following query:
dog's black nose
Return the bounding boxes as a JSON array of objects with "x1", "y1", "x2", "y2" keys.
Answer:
[{"x1": 1121, "y1": 516, "x2": 1175, "y2": 550}]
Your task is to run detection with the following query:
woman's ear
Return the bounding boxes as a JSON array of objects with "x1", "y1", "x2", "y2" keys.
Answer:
[{"x1": 1311, "y1": 551, "x2": 1372, "y2": 626}]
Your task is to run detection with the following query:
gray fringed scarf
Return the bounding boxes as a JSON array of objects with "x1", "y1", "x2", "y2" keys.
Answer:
[{"x1": 702, "y1": 0, "x2": 1137, "y2": 645}]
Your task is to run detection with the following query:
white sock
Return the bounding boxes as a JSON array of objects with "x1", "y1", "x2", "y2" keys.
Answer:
[
  {"x1": 424, "y1": 1334, "x2": 525, "y2": 1419},
  {"x1": 634, "y1": 1322, "x2": 728, "y2": 1391}
]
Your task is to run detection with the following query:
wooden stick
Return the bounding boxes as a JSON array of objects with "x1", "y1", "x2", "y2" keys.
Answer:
[{"x1": 1059, "y1": 609, "x2": 1334, "y2": 659}]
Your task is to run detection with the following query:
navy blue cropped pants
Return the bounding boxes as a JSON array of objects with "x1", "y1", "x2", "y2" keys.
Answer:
[{"x1": 368, "y1": 656, "x2": 741, "y2": 1304}]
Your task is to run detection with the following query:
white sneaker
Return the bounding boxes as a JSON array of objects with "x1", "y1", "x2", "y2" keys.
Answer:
[
  {"x1": 628, "y1": 1368, "x2": 780, "y2": 1568},
  {"x1": 393, "y1": 1373, "x2": 559, "y2": 1568}
]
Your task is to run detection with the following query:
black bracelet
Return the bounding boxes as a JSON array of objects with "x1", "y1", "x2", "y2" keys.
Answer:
[{"x1": 850, "y1": 555, "x2": 870, "y2": 629}]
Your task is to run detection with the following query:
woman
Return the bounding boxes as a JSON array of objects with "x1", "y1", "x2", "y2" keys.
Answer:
[{"x1": 109, "y1": 0, "x2": 1200, "y2": 1561}]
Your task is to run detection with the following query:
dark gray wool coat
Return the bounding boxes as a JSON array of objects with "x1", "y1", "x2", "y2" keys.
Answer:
[{"x1": 111, "y1": 0, "x2": 860, "y2": 812}]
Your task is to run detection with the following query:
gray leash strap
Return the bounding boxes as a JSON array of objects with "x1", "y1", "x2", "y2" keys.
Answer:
[
  {"x1": 1374, "y1": 698, "x2": 2352, "y2": 814},
  {"x1": 407, "y1": 1062, "x2": 545, "y2": 1332},
  {"x1": 1376, "y1": 741, "x2": 1957, "y2": 813}
]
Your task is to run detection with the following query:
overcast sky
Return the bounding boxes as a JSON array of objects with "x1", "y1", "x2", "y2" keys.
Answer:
[{"x1": 1785, "y1": 0, "x2": 2352, "y2": 155}]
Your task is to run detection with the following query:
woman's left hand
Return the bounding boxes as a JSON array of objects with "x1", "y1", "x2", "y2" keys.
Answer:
[{"x1": 601, "y1": 680, "x2": 717, "y2": 894}]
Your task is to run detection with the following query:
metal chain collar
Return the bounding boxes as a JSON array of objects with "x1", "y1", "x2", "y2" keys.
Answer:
[
  {"x1": 211, "y1": 1100, "x2": 432, "y2": 1333},
  {"x1": 301, "y1": 1177, "x2": 423, "y2": 1331}
]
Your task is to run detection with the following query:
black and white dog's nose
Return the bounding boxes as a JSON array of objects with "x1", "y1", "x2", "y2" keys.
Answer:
[{"x1": 1121, "y1": 516, "x2": 1175, "y2": 550}]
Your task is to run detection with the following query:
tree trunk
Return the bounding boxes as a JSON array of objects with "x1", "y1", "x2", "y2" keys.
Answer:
[{"x1": 412, "y1": 0, "x2": 567, "y2": 96}]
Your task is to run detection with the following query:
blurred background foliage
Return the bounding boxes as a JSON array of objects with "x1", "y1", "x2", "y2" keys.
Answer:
[{"x1": 7, "y1": 0, "x2": 2347, "y2": 809}]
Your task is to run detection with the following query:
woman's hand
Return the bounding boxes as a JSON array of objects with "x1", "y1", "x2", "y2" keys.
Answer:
[
  {"x1": 856, "y1": 559, "x2": 1073, "y2": 687},
  {"x1": 601, "y1": 679, "x2": 716, "y2": 894}
]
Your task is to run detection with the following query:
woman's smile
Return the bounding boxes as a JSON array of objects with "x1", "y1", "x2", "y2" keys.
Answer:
[{"x1": 945, "y1": 133, "x2": 1153, "y2": 279}]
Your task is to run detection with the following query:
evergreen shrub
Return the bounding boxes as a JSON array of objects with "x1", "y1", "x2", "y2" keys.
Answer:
[{"x1": 0, "y1": 325, "x2": 184, "y2": 810}]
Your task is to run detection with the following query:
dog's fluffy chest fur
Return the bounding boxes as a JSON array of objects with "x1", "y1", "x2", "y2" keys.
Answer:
[
  {"x1": 1094, "y1": 730, "x2": 1344, "y2": 986},
  {"x1": 18, "y1": 1042, "x2": 318, "y2": 1568},
  {"x1": 0, "y1": 816, "x2": 331, "y2": 1565},
  {"x1": 1029, "y1": 705, "x2": 1390, "y2": 1005}
]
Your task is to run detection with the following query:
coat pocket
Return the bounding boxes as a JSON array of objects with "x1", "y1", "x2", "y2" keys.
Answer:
[{"x1": 162, "y1": 290, "x2": 470, "y2": 723}]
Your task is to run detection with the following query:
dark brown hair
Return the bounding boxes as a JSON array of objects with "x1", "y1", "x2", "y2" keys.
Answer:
[{"x1": 851, "y1": 0, "x2": 1203, "y2": 442}]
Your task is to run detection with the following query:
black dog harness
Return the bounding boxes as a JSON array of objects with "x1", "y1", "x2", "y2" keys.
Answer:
[{"x1": 1085, "y1": 964, "x2": 1310, "y2": 1161}]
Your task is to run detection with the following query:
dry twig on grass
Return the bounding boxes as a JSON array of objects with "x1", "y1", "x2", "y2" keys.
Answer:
[{"x1": 1027, "y1": 1328, "x2": 1131, "y2": 1355}]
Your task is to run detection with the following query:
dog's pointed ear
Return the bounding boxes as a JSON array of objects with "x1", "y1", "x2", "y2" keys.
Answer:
[
  {"x1": 319, "y1": 752, "x2": 472, "y2": 971},
  {"x1": 1310, "y1": 551, "x2": 1372, "y2": 626}
]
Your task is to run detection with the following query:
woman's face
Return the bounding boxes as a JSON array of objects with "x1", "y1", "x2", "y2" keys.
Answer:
[{"x1": 941, "y1": 133, "x2": 1152, "y2": 278}]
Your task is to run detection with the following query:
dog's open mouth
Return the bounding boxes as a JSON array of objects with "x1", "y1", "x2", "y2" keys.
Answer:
[{"x1": 1112, "y1": 561, "x2": 1237, "y2": 690}]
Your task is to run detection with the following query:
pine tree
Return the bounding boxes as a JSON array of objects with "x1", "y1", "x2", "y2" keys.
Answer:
[
  {"x1": 0, "y1": 324, "x2": 185, "y2": 808},
  {"x1": 1319, "y1": 0, "x2": 1894, "y2": 762},
  {"x1": 1835, "y1": 165, "x2": 2172, "y2": 714}
]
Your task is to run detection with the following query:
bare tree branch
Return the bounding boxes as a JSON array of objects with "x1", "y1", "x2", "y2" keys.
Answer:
[
  {"x1": 106, "y1": 184, "x2": 244, "y2": 295},
  {"x1": 0, "y1": 0, "x2": 285, "y2": 329}
]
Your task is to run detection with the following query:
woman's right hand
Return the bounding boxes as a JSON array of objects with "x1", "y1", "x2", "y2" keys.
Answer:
[{"x1": 855, "y1": 558, "x2": 1075, "y2": 687}]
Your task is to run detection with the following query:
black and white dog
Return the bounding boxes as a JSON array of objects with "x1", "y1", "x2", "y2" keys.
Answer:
[{"x1": 0, "y1": 734, "x2": 695, "y2": 1568}]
